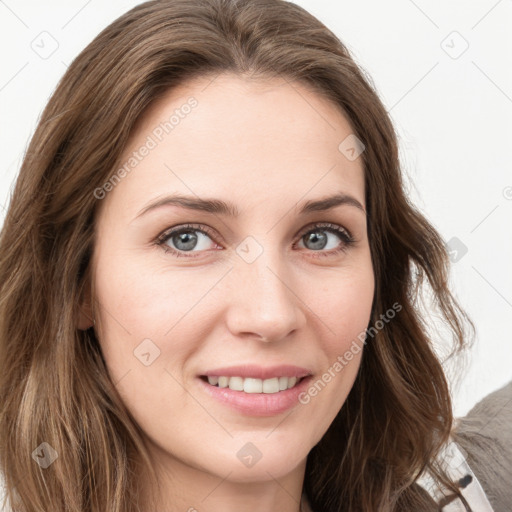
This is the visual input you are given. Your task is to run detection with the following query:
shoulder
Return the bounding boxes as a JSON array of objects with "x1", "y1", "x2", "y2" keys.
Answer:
[{"x1": 451, "y1": 379, "x2": 512, "y2": 511}]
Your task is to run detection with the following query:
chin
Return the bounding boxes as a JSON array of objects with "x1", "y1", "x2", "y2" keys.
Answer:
[{"x1": 206, "y1": 443, "x2": 307, "y2": 482}]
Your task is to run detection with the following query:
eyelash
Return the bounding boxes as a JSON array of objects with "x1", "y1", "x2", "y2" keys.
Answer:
[{"x1": 155, "y1": 222, "x2": 355, "y2": 259}]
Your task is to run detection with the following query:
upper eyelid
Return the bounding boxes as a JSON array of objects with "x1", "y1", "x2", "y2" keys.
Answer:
[{"x1": 157, "y1": 223, "x2": 218, "y2": 244}]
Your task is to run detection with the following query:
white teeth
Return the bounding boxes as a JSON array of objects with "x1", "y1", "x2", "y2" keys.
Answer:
[
  {"x1": 228, "y1": 376, "x2": 244, "y2": 391},
  {"x1": 205, "y1": 375, "x2": 302, "y2": 393},
  {"x1": 244, "y1": 378, "x2": 263, "y2": 393},
  {"x1": 262, "y1": 377, "x2": 279, "y2": 393},
  {"x1": 218, "y1": 376, "x2": 229, "y2": 388}
]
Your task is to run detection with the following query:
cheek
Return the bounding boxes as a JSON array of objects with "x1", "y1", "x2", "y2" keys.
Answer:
[
  {"x1": 301, "y1": 267, "x2": 373, "y2": 419},
  {"x1": 94, "y1": 250, "x2": 224, "y2": 334},
  {"x1": 317, "y1": 265, "x2": 375, "y2": 346},
  {"x1": 91, "y1": 257, "x2": 211, "y2": 429},
  {"x1": 92, "y1": 253, "x2": 231, "y2": 382}
]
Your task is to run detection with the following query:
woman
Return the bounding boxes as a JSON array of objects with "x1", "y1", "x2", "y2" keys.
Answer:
[{"x1": 0, "y1": 0, "x2": 506, "y2": 510}]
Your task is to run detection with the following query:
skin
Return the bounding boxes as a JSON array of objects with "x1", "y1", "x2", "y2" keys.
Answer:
[{"x1": 80, "y1": 73, "x2": 375, "y2": 512}]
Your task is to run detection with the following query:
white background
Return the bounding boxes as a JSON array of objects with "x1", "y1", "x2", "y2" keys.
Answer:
[{"x1": 0, "y1": 0, "x2": 511, "y2": 417}]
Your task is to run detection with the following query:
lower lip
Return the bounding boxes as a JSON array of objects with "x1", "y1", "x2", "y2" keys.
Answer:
[{"x1": 197, "y1": 376, "x2": 313, "y2": 417}]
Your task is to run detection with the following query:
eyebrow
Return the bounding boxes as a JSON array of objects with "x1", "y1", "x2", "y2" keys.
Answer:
[{"x1": 134, "y1": 192, "x2": 366, "y2": 220}]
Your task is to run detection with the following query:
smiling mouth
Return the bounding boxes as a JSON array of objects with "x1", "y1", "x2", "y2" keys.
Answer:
[{"x1": 199, "y1": 375, "x2": 308, "y2": 394}]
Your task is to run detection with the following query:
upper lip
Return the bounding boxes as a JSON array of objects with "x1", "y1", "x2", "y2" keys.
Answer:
[{"x1": 200, "y1": 364, "x2": 313, "y2": 380}]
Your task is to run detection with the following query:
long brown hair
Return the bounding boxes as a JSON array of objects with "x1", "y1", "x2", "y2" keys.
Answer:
[{"x1": 0, "y1": 0, "x2": 474, "y2": 510}]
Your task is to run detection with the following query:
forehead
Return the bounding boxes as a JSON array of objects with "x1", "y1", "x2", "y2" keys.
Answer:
[{"x1": 102, "y1": 73, "x2": 366, "y2": 219}]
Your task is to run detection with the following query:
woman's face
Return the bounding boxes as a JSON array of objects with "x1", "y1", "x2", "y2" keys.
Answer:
[{"x1": 88, "y1": 73, "x2": 374, "y2": 490}]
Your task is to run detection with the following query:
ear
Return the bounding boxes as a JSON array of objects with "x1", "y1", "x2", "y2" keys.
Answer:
[{"x1": 77, "y1": 277, "x2": 94, "y2": 331}]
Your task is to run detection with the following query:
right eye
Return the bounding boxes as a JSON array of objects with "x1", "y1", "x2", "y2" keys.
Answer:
[{"x1": 157, "y1": 224, "x2": 221, "y2": 258}]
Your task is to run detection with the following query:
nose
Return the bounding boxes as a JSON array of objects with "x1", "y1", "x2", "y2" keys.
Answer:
[{"x1": 223, "y1": 249, "x2": 307, "y2": 343}]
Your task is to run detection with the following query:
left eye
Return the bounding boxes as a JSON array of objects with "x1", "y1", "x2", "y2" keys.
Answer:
[{"x1": 297, "y1": 227, "x2": 349, "y2": 251}]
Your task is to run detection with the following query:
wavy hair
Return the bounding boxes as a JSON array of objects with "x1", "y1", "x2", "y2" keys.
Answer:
[{"x1": 0, "y1": 0, "x2": 474, "y2": 510}]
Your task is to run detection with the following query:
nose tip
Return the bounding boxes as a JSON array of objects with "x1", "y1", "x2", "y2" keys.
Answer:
[{"x1": 225, "y1": 261, "x2": 306, "y2": 343}]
